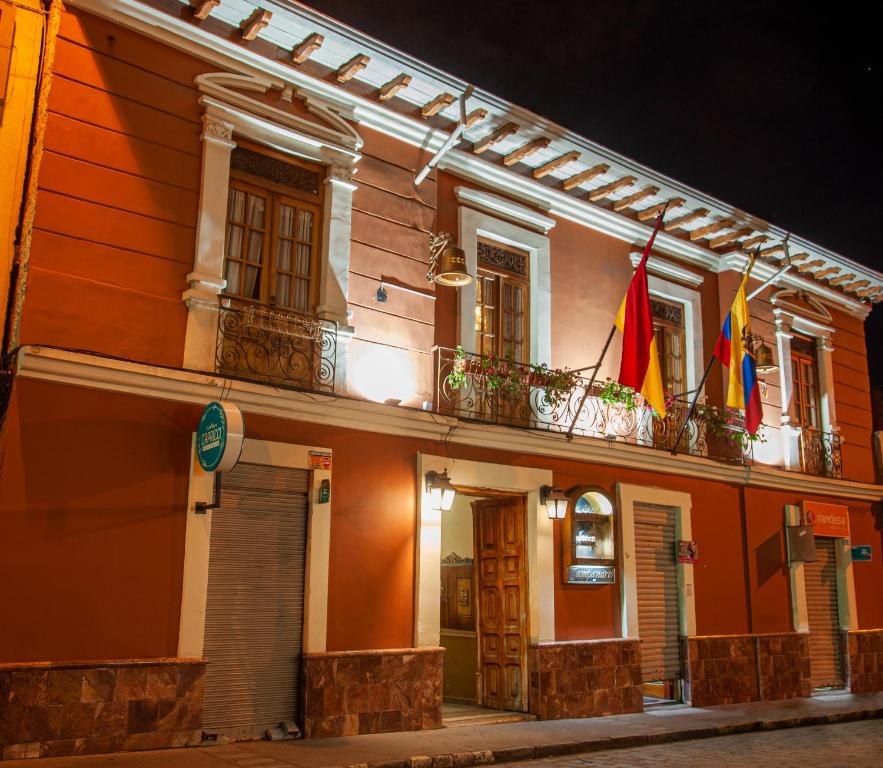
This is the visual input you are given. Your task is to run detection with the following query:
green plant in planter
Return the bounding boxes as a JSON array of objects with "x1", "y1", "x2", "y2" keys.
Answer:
[
  {"x1": 693, "y1": 401, "x2": 767, "y2": 451},
  {"x1": 446, "y1": 347, "x2": 579, "y2": 409},
  {"x1": 598, "y1": 379, "x2": 643, "y2": 412}
]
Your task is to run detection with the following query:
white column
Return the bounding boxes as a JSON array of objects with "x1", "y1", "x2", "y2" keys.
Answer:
[
  {"x1": 776, "y1": 323, "x2": 801, "y2": 470},
  {"x1": 182, "y1": 114, "x2": 236, "y2": 371},
  {"x1": 785, "y1": 504, "x2": 809, "y2": 633},
  {"x1": 817, "y1": 336, "x2": 838, "y2": 434},
  {"x1": 316, "y1": 165, "x2": 356, "y2": 325}
]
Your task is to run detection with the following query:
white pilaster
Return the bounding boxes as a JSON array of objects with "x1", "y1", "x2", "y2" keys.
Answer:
[{"x1": 182, "y1": 115, "x2": 235, "y2": 370}]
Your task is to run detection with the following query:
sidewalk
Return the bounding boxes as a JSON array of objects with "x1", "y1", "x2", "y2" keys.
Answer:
[{"x1": 6, "y1": 692, "x2": 883, "y2": 768}]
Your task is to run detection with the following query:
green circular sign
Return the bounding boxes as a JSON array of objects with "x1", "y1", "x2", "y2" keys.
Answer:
[{"x1": 197, "y1": 401, "x2": 244, "y2": 472}]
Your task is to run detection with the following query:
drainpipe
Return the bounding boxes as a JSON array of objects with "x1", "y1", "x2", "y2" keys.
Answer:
[
  {"x1": 0, "y1": 0, "x2": 61, "y2": 420},
  {"x1": 3, "y1": 0, "x2": 62, "y2": 353}
]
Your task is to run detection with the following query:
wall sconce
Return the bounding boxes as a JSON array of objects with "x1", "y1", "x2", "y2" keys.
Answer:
[
  {"x1": 747, "y1": 333, "x2": 778, "y2": 375},
  {"x1": 541, "y1": 485, "x2": 568, "y2": 519},
  {"x1": 426, "y1": 470, "x2": 456, "y2": 511},
  {"x1": 427, "y1": 232, "x2": 473, "y2": 287}
]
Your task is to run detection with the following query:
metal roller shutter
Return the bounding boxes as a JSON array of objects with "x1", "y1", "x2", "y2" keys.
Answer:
[
  {"x1": 804, "y1": 537, "x2": 843, "y2": 689},
  {"x1": 634, "y1": 504, "x2": 680, "y2": 682},
  {"x1": 202, "y1": 463, "x2": 310, "y2": 739}
]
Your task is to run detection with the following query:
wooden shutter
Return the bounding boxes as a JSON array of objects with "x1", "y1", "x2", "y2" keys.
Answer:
[
  {"x1": 634, "y1": 504, "x2": 680, "y2": 682},
  {"x1": 805, "y1": 537, "x2": 843, "y2": 688},
  {"x1": 202, "y1": 463, "x2": 310, "y2": 738}
]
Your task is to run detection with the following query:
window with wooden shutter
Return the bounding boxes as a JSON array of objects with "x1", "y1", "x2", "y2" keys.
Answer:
[
  {"x1": 651, "y1": 298, "x2": 687, "y2": 398},
  {"x1": 223, "y1": 145, "x2": 322, "y2": 313},
  {"x1": 791, "y1": 334, "x2": 821, "y2": 430},
  {"x1": 474, "y1": 240, "x2": 529, "y2": 363}
]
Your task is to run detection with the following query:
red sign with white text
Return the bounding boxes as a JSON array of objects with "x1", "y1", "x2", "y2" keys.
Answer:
[{"x1": 802, "y1": 501, "x2": 850, "y2": 539}]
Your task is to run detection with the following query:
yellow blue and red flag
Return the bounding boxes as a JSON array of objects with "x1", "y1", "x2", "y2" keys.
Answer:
[{"x1": 712, "y1": 254, "x2": 762, "y2": 435}]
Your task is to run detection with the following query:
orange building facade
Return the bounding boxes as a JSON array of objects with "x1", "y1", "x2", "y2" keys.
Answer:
[{"x1": 1, "y1": 0, "x2": 882, "y2": 760}]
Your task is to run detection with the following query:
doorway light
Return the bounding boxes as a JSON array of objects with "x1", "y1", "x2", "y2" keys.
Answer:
[
  {"x1": 426, "y1": 470, "x2": 456, "y2": 511},
  {"x1": 541, "y1": 485, "x2": 568, "y2": 519}
]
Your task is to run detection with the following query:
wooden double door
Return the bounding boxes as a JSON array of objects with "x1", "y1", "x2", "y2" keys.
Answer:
[{"x1": 472, "y1": 496, "x2": 529, "y2": 712}]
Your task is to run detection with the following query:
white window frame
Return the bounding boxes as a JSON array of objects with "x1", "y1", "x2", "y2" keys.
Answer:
[
  {"x1": 455, "y1": 188, "x2": 554, "y2": 368},
  {"x1": 182, "y1": 72, "x2": 361, "y2": 385},
  {"x1": 773, "y1": 301, "x2": 838, "y2": 471}
]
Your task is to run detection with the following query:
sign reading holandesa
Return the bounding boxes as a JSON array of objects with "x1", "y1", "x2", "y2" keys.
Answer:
[
  {"x1": 197, "y1": 401, "x2": 244, "y2": 473},
  {"x1": 802, "y1": 501, "x2": 850, "y2": 539}
]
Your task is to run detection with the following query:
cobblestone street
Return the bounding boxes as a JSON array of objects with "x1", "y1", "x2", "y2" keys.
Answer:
[{"x1": 521, "y1": 720, "x2": 883, "y2": 768}]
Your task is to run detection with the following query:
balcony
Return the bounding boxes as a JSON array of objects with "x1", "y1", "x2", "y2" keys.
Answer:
[
  {"x1": 216, "y1": 298, "x2": 336, "y2": 392},
  {"x1": 433, "y1": 346, "x2": 752, "y2": 465},
  {"x1": 798, "y1": 428, "x2": 843, "y2": 479}
]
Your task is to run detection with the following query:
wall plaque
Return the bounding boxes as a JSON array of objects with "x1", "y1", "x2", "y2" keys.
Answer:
[{"x1": 566, "y1": 565, "x2": 615, "y2": 584}]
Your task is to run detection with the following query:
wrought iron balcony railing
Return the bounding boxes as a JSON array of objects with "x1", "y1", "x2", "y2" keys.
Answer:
[
  {"x1": 798, "y1": 428, "x2": 843, "y2": 478},
  {"x1": 216, "y1": 298, "x2": 336, "y2": 392},
  {"x1": 433, "y1": 346, "x2": 752, "y2": 464}
]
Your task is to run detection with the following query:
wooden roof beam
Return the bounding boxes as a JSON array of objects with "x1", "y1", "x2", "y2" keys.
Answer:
[
  {"x1": 379, "y1": 73, "x2": 411, "y2": 101},
  {"x1": 739, "y1": 235, "x2": 769, "y2": 250},
  {"x1": 637, "y1": 197, "x2": 686, "y2": 221},
  {"x1": 856, "y1": 285, "x2": 883, "y2": 299},
  {"x1": 664, "y1": 208, "x2": 709, "y2": 231},
  {"x1": 812, "y1": 267, "x2": 840, "y2": 280},
  {"x1": 759, "y1": 243, "x2": 786, "y2": 259},
  {"x1": 465, "y1": 108, "x2": 488, "y2": 127},
  {"x1": 689, "y1": 217, "x2": 736, "y2": 241},
  {"x1": 709, "y1": 227, "x2": 754, "y2": 249},
  {"x1": 788, "y1": 252, "x2": 809, "y2": 263},
  {"x1": 503, "y1": 137, "x2": 551, "y2": 166},
  {"x1": 240, "y1": 8, "x2": 271, "y2": 41},
  {"x1": 191, "y1": 0, "x2": 219, "y2": 20},
  {"x1": 828, "y1": 272, "x2": 856, "y2": 286},
  {"x1": 796, "y1": 259, "x2": 825, "y2": 273},
  {"x1": 612, "y1": 185, "x2": 659, "y2": 212},
  {"x1": 337, "y1": 54, "x2": 370, "y2": 83},
  {"x1": 291, "y1": 32, "x2": 324, "y2": 63},
  {"x1": 588, "y1": 176, "x2": 638, "y2": 202},
  {"x1": 561, "y1": 163, "x2": 608, "y2": 191},
  {"x1": 422, "y1": 92, "x2": 456, "y2": 117},
  {"x1": 533, "y1": 150, "x2": 580, "y2": 179},
  {"x1": 842, "y1": 279, "x2": 871, "y2": 292},
  {"x1": 473, "y1": 122, "x2": 519, "y2": 153}
]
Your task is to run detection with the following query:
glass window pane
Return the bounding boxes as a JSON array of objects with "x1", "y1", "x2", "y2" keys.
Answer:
[
  {"x1": 245, "y1": 265, "x2": 261, "y2": 300},
  {"x1": 276, "y1": 239, "x2": 292, "y2": 273},
  {"x1": 276, "y1": 274, "x2": 291, "y2": 307},
  {"x1": 278, "y1": 204, "x2": 295, "y2": 238},
  {"x1": 224, "y1": 259, "x2": 241, "y2": 295},
  {"x1": 228, "y1": 188, "x2": 246, "y2": 222},
  {"x1": 225, "y1": 223, "x2": 243, "y2": 261},
  {"x1": 295, "y1": 278, "x2": 310, "y2": 312},
  {"x1": 295, "y1": 243, "x2": 312, "y2": 278},
  {"x1": 297, "y1": 209, "x2": 313, "y2": 242},
  {"x1": 247, "y1": 231, "x2": 264, "y2": 263},
  {"x1": 248, "y1": 194, "x2": 266, "y2": 228}
]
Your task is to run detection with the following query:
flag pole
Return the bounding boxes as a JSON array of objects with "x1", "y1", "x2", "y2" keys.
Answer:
[
  {"x1": 566, "y1": 202, "x2": 670, "y2": 441},
  {"x1": 671, "y1": 247, "x2": 759, "y2": 455},
  {"x1": 565, "y1": 323, "x2": 617, "y2": 440}
]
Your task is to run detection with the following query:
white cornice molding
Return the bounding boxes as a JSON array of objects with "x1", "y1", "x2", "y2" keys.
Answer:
[
  {"x1": 15, "y1": 347, "x2": 883, "y2": 503},
  {"x1": 629, "y1": 252, "x2": 703, "y2": 286},
  {"x1": 454, "y1": 186, "x2": 556, "y2": 234},
  {"x1": 66, "y1": 0, "x2": 878, "y2": 318}
]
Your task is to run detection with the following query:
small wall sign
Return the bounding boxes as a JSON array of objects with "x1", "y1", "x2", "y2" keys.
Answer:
[
  {"x1": 566, "y1": 565, "x2": 615, "y2": 584},
  {"x1": 677, "y1": 540, "x2": 699, "y2": 563},
  {"x1": 802, "y1": 501, "x2": 850, "y2": 538},
  {"x1": 196, "y1": 401, "x2": 244, "y2": 473},
  {"x1": 851, "y1": 545, "x2": 872, "y2": 562},
  {"x1": 309, "y1": 450, "x2": 332, "y2": 470}
]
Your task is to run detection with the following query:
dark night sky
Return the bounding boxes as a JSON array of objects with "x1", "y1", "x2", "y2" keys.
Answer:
[{"x1": 302, "y1": 0, "x2": 883, "y2": 382}]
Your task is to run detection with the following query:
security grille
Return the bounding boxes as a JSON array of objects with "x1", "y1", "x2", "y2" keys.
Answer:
[{"x1": 805, "y1": 537, "x2": 843, "y2": 689}]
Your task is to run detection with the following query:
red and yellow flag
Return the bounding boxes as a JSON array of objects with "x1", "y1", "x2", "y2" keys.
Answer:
[{"x1": 614, "y1": 213, "x2": 666, "y2": 416}]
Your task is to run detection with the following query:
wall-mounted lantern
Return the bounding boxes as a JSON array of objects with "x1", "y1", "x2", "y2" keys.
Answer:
[
  {"x1": 540, "y1": 485, "x2": 568, "y2": 519},
  {"x1": 427, "y1": 232, "x2": 473, "y2": 287},
  {"x1": 426, "y1": 469, "x2": 456, "y2": 511},
  {"x1": 747, "y1": 333, "x2": 778, "y2": 375}
]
